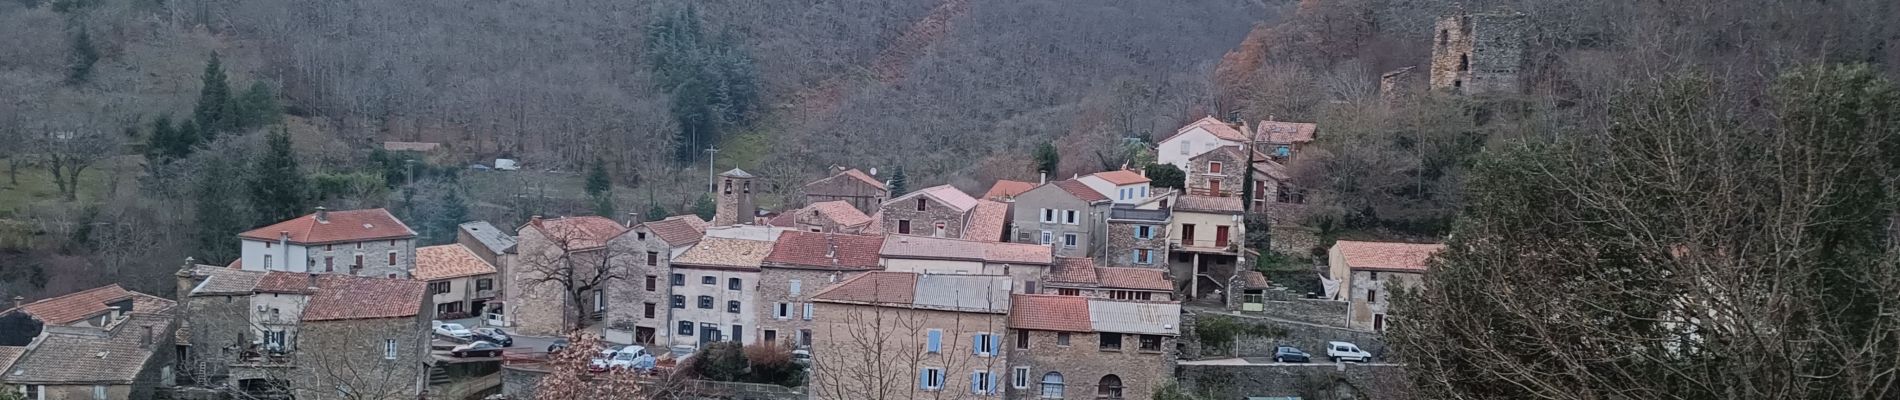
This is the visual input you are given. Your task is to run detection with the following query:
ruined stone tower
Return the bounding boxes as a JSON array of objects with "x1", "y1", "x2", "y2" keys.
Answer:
[
  {"x1": 1429, "y1": 11, "x2": 1527, "y2": 95},
  {"x1": 713, "y1": 168, "x2": 756, "y2": 226}
]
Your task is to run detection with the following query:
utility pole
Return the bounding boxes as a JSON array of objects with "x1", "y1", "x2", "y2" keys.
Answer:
[{"x1": 704, "y1": 147, "x2": 720, "y2": 193}]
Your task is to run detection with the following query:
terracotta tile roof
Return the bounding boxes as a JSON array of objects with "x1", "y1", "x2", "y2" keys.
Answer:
[
  {"x1": 188, "y1": 265, "x2": 266, "y2": 295},
  {"x1": 299, "y1": 273, "x2": 427, "y2": 321},
  {"x1": 860, "y1": 210, "x2": 884, "y2": 235},
  {"x1": 808, "y1": 201, "x2": 873, "y2": 227},
  {"x1": 1008, "y1": 294, "x2": 1093, "y2": 332},
  {"x1": 529, "y1": 216, "x2": 630, "y2": 250},
  {"x1": 839, "y1": 168, "x2": 886, "y2": 190},
  {"x1": 1254, "y1": 120, "x2": 1317, "y2": 144},
  {"x1": 673, "y1": 237, "x2": 777, "y2": 271},
  {"x1": 1254, "y1": 157, "x2": 1292, "y2": 181},
  {"x1": 5, "y1": 313, "x2": 174, "y2": 384},
  {"x1": 6, "y1": 285, "x2": 144, "y2": 325},
  {"x1": 414, "y1": 244, "x2": 498, "y2": 281},
  {"x1": 644, "y1": 215, "x2": 708, "y2": 247},
  {"x1": 879, "y1": 236, "x2": 1053, "y2": 265},
  {"x1": 0, "y1": 346, "x2": 23, "y2": 377},
  {"x1": 238, "y1": 208, "x2": 416, "y2": 244},
  {"x1": 1238, "y1": 270, "x2": 1270, "y2": 289},
  {"x1": 1045, "y1": 257, "x2": 1099, "y2": 285},
  {"x1": 1088, "y1": 170, "x2": 1151, "y2": 185},
  {"x1": 983, "y1": 180, "x2": 1036, "y2": 200},
  {"x1": 810, "y1": 271, "x2": 916, "y2": 305},
  {"x1": 1191, "y1": 145, "x2": 1246, "y2": 164},
  {"x1": 890, "y1": 185, "x2": 980, "y2": 212},
  {"x1": 1173, "y1": 195, "x2": 1244, "y2": 214},
  {"x1": 253, "y1": 272, "x2": 318, "y2": 294},
  {"x1": 963, "y1": 200, "x2": 1010, "y2": 242},
  {"x1": 763, "y1": 232, "x2": 884, "y2": 270},
  {"x1": 1095, "y1": 267, "x2": 1173, "y2": 291},
  {"x1": 1051, "y1": 180, "x2": 1109, "y2": 202},
  {"x1": 1162, "y1": 116, "x2": 1249, "y2": 143},
  {"x1": 1334, "y1": 241, "x2": 1445, "y2": 272}
]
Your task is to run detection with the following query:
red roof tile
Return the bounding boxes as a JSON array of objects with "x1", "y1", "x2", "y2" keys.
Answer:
[
  {"x1": 4, "y1": 285, "x2": 146, "y2": 325},
  {"x1": 983, "y1": 180, "x2": 1036, "y2": 200},
  {"x1": 763, "y1": 232, "x2": 884, "y2": 271},
  {"x1": 890, "y1": 185, "x2": 980, "y2": 212},
  {"x1": 1254, "y1": 120, "x2": 1317, "y2": 144},
  {"x1": 1238, "y1": 270, "x2": 1270, "y2": 289},
  {"x1": 300, "y1": 274, "x2": 427, "y2": 321},
  {"x1": 1008, "y1": 294, "x2": 1092, "y2": 332},
  {"x1": 1333, "y1": 241, "x2": 1445, "y2": 272},
  {"x1": 807, "y1": 201, "x2": 873, "y2": 228},
  {"x1": 1051, "y1": 180, "x2": 1109, "y2": 202},
  {"x1": 644, "y1": 215, "x2": 708, "y2": 246},
  {"x1": 1046, "y1": 257, "x2": 1099, "y2": 285},
  {"x1": 1161, "y1": 116, "x2": 1249, "y2": 143},
  {"x1": 530, "y1": 216, "x2": 629, "y2": 250},
  {"x1": 811, "y1": 271, "x2": 917, "y2": 305},
  {"x1": 414, "y1": 244, "x2": 498, "y2": 281},
  {"x1": 1096, "y1": 267, "x2": 1173, "y2": 291},
  {"x1": 839, "y1": 169, "x2": 887, "y2": 190},
  {"x1": 963, "y1": 200, "x2": 1010, "y2": 242},
  {"x1": 1088, "y1": 170, "x2": 1151, "y2": 185},
  {"x1": 238, "y1": 208, "x2": 416, "y2": 244}
]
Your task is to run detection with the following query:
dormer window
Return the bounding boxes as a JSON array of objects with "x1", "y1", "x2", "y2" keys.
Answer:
[{"x1": 915, "y1": 198, "x2": 927, "y2": 211}]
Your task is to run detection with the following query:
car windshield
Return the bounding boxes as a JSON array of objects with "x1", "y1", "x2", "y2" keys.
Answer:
[{"x1": 442, "y1": 324, "x2": 465, "y2": 330}]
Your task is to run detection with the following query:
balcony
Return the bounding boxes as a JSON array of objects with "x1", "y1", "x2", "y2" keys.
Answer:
[
  {"x1": 1170, "y1": 238, "x2": 1238, "y2": 254},
  {"x1": 1183, "y1": 187, "x2": 1236, "y2": 197},
  {"x1": 473, "y1": 289, "x2": 498, "y2": 300}
]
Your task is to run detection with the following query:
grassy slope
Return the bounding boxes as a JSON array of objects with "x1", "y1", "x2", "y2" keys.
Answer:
[{"x1": 0, "y1": 163, "x2": 109, "y2": 217}]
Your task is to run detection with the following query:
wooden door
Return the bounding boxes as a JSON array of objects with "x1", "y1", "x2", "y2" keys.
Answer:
[
  {"x1": 1215, "y1": 226, "x2": 1230, "y2": 247},
  {"x1": 1181, "y1": 224, "x2": 1196, "y2": 246}
]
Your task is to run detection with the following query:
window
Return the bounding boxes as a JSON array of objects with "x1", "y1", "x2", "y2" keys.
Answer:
[
  {"x1": 671, "y1": 273, "x2": 685, "y2": 286},
  {"x1": 1368, "y1": 289, "x2": 1377, "y2": 303},
  {"x1": 636, "y1": 232, "x2": 647, "y2": 240},
  {"x1": 926, "y1": 329, "x2": 943, "y2": 353},
  {"x1": 593, "y1": 290, "x2": 605, "y2": 312},
  {"x1": 1040, "y1": 372, "x2": 1065, "y2": 398},
  {"x1": 697, "y1": 296, "x2": 714, "y2": 309},
  {"x1": 973, "y1": 333, "x2": 996, "y2": 356},
  {"x1": 1209, "y1": 161, "x2": 1223, "y2": 174},
  {"x1": 265, "y1": 241, "x2": 272, "y2": 248},
  {"x1": 933, "y1": 222, "x2": 946, "y2": 237},
  {"x1": 324, "y1": 256, "x2": 334, "y2": 272},
  {"x1": 383, "y1": 339, "x2": 398, "y2": 359},
  {"x1": 477, "y1": 279, "x2": 493, "y2": 291},
  {"x1": 1039, "y1": 231, "x2": 1053, "y2": 244},
  {"x1": 1458, "y1": 53, "x2": 1469, "y2": 71},
  {"x1": 1100, "y1": 333, "x2": 1122, "y2": 351},
  {"x1": 764, "y1": 329, "x2": 778, "y2": 344},
  {"x1": 1013, "y1": 367, "x2": 1031, "y2": 389},
  {"x1": 728, "y1": 277, "x2": 742, "y2": 290},
  {"x1": 325, "y1": 244, "x2": 333, "y2": 251},
  {"x1": 919, "y1": 368, "x2": 945, "y2": 391},
  {"x1": 671, "y1": 295, "x2": 685, "y2": 308},
  {"x1": 646, "y1": 251, "x2": 659, "y2": 266},
  {"x1": 1063, "y1": 210, "x2": 1077, "y2": 225},
  {"x1": 727, "y1": 300, "x2": 741, "y2": 313},
  {"x1": 645, "y1": 275, "x2": 658, "y2": 291},
  {"x1": 1134, "y1": 249, "x2": 1153, "y2": 265},
  {"x1": 1097, "y1": 375, "x2": 1124, "y2": 399},
  {"x1": 355, "y1": 255, "x2": 364, "y2": 270},
  {"x1": 1041, "y1": 208, "x2": 1056, "y2": 223},
  {"x1": 799, "y1": 329, "x2": 813, "y2": 347},
  {"x1": 776, "y1": 303, "x2": 790, "y2": 319},
  {"x1": 1275, "y1": 145, "x2": 1291, "y2": 158},
  {"x1": 803, "y1": 303, "x2": 814, "y2": 320},
  {"x1": 701, "y1": 276, "x2": 716, "y2": 285},
  {"x1": 1057, "y1": 288, "x2": 1080, "y2": 296},
  {"x1": 388, "y1": 251, "x2": 397, "y2": 265},
  {"x1": 897, "y1": 220, "x2": 912, "y2": 234},
  {"x1": 263, "y1": 255, "x2": 273, "y2": 269},
  {"x1": 678, "y1": 321, "x2": 694, "y2": 335},
  {"x1": 731, "y1": 325, "x2": 743, "y2": 342},
  {"x1": 1109, "y1": 290, "x2": 1152, "y2": 301},
  {"x1": 1016, "y1": 331, "x2": 1030, "y2": 349},
  {"x1": 1370, "y1": 271, "x2": 1378, "y2": 280},
  {"x1": 429, "y1": 282, "x2": 451, "y2": 294},
  {"x1": 1060, "y1": 233, "x2": 1078, "y2": 248},
  {"x1": 789, "y1": 279, "x2": 802, "y2": 295},
  {"x1": 644, "y1": 302, "x2": 656, "y2": 319},
  {"x1": 1179, "y1": 140, "x2": 1190, "y2": 155},
  {"x1": 1135, "y1": 225, "x2": 1152, "y2": 239},
  {"x1": 915, "y1": 198, "x2": 928, "y2": 211},
  {"x1": 93, "y1": 384, "x2": 106, "y2": 400},
  {"x1": 972, "y1": 370, "x2": 996, "y2": 395},
  {"x1": 1139, "y1": 335, "x2": 1162, "y2": 352}
]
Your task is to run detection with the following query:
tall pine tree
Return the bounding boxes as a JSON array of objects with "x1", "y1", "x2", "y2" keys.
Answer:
[
  {"x1": 65, "y1": 26, "x2": 98, "y2": 85},
  {"x1": 887, "y1": 166, "x2": 909, "y2": 197},
  {"x1": 1034, "y1": 142, "x2": 1060, "y2": 175},
  {"x1": 193, "y1": 53, "x2": 235, "y2": 138},
  {"x1": 195, "y1": 157, "x2": 244, "y2": 264},
  {"x1": 249, "y1": 127, "x2": 308, "y2": 225},
  {"x1": 233, "y1": 82, "x2": 281, "y2": 129}
]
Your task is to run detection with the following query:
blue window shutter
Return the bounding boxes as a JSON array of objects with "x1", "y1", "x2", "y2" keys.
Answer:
[
  {"x1": 972, "y1": 335, "x2": 981, "y2": 355},
  {"x1": 987, "y1": 335, "x2": 998, "y2": 353},
  {"x1": 988, "y1": 372, "x2": 999, "y2": 394},
  {"x1": 927, "y1": 330, "x2": 941, "y2": 353},
  {"x1": 919, "y1": 369, "x2": 929, "y2": 390},
  {"x1": 971, "y1": 372, "x2": 980, "y2": 393}
]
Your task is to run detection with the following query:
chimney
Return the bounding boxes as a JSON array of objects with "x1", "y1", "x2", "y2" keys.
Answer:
[
  {"x1": 314, "y1": 206, "x2": 329, "y2": 223},
  {"x1": 109, "y1": 306, "x2": 123, "y2": 321},
  {"x1": 11, "y1": 296, "x2": 22, "y2": 309},
  {"x1": 626, "y1": 212, "x2": 641, "y2": 228},
  {"x1": 278, "y1": 231, "x2": 290, "y2": 247},
  {"x1": 176, "y1": 258, "x2": 197, "y2": 302},
  {"x1": 1039, "y1": 172, "x2": 1046, "y2": 185},
  {"x1": 530, "y1": 215, "x2": 543, "y2": 227}
]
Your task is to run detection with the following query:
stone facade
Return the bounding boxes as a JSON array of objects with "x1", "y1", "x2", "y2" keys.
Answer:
[
  {"x1": 1429, "y1": 12, "x2": 1527, "y2": 95},
  {"x1": 1379, "y1": 65, "x2": 1423, "y2": 103},
  {"x1": 810, "y1": 302, "x2": 1012, "y2": 400},
  {"x1": 1002, "y1": 329, "x2": 1173, "y2": 400},
  {"x1": 292, "y1": 316, "x2": 428, "y2": 400},
  {"x1": 1346, "y1": 270, "x2": 1420, "y2": 331},
  {"x1": 664, "y1": 267, "x2": 760, "y2": 348},
  {"x1": 1266, "y1": 225, "x2": 1322, "y2": 256},
  {"x1": 509, "y1": 227, "x2": 619, "y2": 337},
  {"x1": 803, "y1": 169, "x2": 889, "y2": 215},
  {"x1": 604, "y1": 231, "x2": 676, "y2": 345},
  {"x1": 499, "y1": 364, "x2": 548, "y2": 400},
  {"x1": 879, "y1": 196, "x2": 970, "y2": 238},
  {"x1": 1104, "y1": 207, "x2": 1170, "y2": 269},
  {"x1": 1186, "y1": 148, "x2": 1248, "y2": 197},
  {"x1": 713, "y1": 170, "x2": 758, "y2": 227},
  {"x1": 239, "y1": 237, "x2": 417, "y2": 278},
  {"x1": 754, "y1": 268, "x2": 863, "y2": 348},
  {"x1": 1008, "y1": 185, "x2": 1108, "y2": 258}
]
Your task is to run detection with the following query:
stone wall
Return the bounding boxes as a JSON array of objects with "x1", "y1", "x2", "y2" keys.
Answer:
[
  {"x1": 1104, "y1": 221, "x2": 1169, "y2": 269},
  {"x1": 605, "y1": 233, "x2": 675, "y2": 345},
  {"x1": 293, "y1": 316, "x2": 428, "y2": 400},
  {"x1": 1428, "y1": 12, "x2": 1527, "y2": 95},
  {"x1": 1180, "y1": 310, "x2": 1384, "y2": 361},
  {"x1": 1004, "y1": 330, "x2": 1174, "y2": 400},
  {"x1": 498, "y1": 364, "x2": 548, "y2": 400},
  {"x1": 803, "y1": 171, "x2": 888, "y2": 214},
  {"x1": 303, "y1": 238, "x2": 416, "y2": 278},
  {"x1": 1177, "y1": 363, "x2": 1410, "y2": 399},
  {"x1": 713, "y1": 175, "x2": 757, "y2": 227},
  {"x1": 1267, "y1": 225, "x2": 1322, "y2": 257},
  {"x1": 879, "y1": 196, "x2": 970, "y2": 239},
  {"x1": 754, "y1": 268, "x2": 862, "y2": 348}
]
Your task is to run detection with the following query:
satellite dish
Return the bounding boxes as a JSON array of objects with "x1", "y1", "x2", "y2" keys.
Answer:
[{"x1": 868, "y1": 167, "x2": 878, "y2": 176}]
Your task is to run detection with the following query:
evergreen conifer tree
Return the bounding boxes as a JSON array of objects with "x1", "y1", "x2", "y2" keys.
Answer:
[
  {"x1": 195, "y1": 158, "x2": 243, "y2": 264},
  {"x1": 192, "y1": 53, "x2": 234, "y2": 137},
  {"x1": 887, "y1": 166, "x2": 909, "y2": 197},
  {"x1": 65, "y1": 27, "x2": 98, "y2": 85},
  {"x1": 693, "y1": 193, "x2": 716, "y2": 221},
  {"x1": 1034, "y1": 142, "x2": 1060, "y2": 175},
  {"x1": 248, "y1": 127, "x2": 309, "y2": 225}
]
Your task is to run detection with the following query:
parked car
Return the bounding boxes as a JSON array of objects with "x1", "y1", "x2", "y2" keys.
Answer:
[
  {"x1": 1326, "y1": 341, "x2": 1372, "y2": 363},
  {"x1": 589, "y1": 346, "x2": 656, "y2": 372},
  {"x1": 472, "y1": 327, "x2": 513, "y2": 347},
  {"x1": 791, "y1": 349, "x2": 813, "y2": 366},
  {"x1": 433, "y1": 321, "x2": 473, "y2": 340},
  {"x1": 450, "y1": 341, "x2": 505, "y2": 357},
  {"x1": 1273, "y1": 346, "x2": 1311, "y2": 363},
  {"x1": 547, "y1": 339, "x2": 569, "y2": 353}
]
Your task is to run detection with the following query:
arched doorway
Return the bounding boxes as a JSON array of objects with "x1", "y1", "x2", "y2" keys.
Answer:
[
  {"x1": 1040, "y1": 372, "x2": 1064, "y2": 398},
  {"x1": 1097, "y1": 374, "x2": 1124, "y2": 399}
]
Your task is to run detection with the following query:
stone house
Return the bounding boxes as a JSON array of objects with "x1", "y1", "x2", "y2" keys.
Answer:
[
  {"x1": 1184, "y1": 146, "x2": 1250, "y2": 198},
  {"x1": 756, "y1": 231, "x2": 883, "y2": 349},
  {"x1": 1155, "y1": 116, "x2": 1250, "y2": 172},
  {"x1": 1326, "y1": 241, "x2": 1445, "y2": 331},
  {"x1": 766, "y1": 200, "x2": 874, "y2": 234},
  {"x1": 981, "y1": 180, "x2": 1037, "y2": 202},
  {"x1": 665, "y1": 226, "x2": 786, "y2": 349},
  {"x1": 879, "y1": 235, "x2": 1053, "y2": 295},
  {"x1": 1430, "y1": 12, "x2": 1528, "y2": 95},
  {"x1": 809, "y1": 272, "x2": 1014, "y2": 400},
  {"x1": 1103, "y1": 204, "x2": 1170, "y2": 269},
  {"x1": 803, "y1": 167, "x2": 890, "y2": 215},
  {"x1": 414, "y1": 244, "x2": 499, "y2": 320},
  {"x1": 174, "y1": 266, "x2": 428, "y2": 399},
  {"x1": 235, "y1": 207, "x2": 418, "y2": 278},
  {"x1": 1008, "y1": 180, "x2": 1110, "y2": 258},
  {"x1": 1075, "y1": 170, "x2": 1152, "y2": 205},
  {"x1": 508, "y1": 216, "x2": 631, "y2": 336},
  {"x1": 1252, "y1": 120, "x2": 1318, "y2": 161},
  {"x1": 0, "y1": 285, "x2": 177, "y2": 400},
  {"x1": 604, "y1": 214, "x2": 707, "y2": 345},
  {"x1": 455, "y1": 221, "x2": 516, "y2": 323},
  {"x1": 713, "y1": 169, "x2": 761, "y2": 226},
  {"x1": 878, "y1": 185, "x2": 1010, "y2": 242},
  {"x1": 1039, "y1": 258, "x2": 1176, "y2": 302},
  {"x1": 1166, "y1": 195, "x2": 1246, "y2": 301},
  {"x1": 1004, "y1": 295, "x2": 1180, "y2": 400}
]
